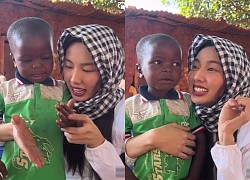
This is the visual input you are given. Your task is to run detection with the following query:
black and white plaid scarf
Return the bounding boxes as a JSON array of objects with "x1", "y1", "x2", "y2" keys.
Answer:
[
  {"x1": 57, "y1": 24, "x2": 124, "y2": 120},
  {"x1": 188, "y1": 34, "x2": 250, "y2": 132}
]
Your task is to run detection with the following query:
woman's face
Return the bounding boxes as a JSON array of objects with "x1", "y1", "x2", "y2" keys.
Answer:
[
  {"x1": 63, "y1": 42, "x2": 101, "y2": 102},
  {"x1": 188, "y1": 46, "x2": 226, "y2": 107}
]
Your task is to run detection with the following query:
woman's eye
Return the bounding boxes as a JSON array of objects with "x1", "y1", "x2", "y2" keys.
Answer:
[
  {"x1": 82, "y1": 68, "x2": 97, "y2": 72},
  {"x1": 64, "y1": 65, "x2": 73, "y2": 69},
  {"x1": 208, "y1": 68, "x2": 216, "y2": 71},
  {"x1": 191, "y1": 64, "x2": 199, "y2": 70}
]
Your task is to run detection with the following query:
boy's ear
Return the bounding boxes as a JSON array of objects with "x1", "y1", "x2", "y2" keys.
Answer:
[
  {"x1": 10, "y1": 53, "x2": 17, "y2": 68},
  {"x1": 136, "y1": 63, "x2": 143, "y2": 78}
]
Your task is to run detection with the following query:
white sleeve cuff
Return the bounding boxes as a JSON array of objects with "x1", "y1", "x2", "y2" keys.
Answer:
[
  {"x1": 85, "y1": 139, "x2": 124, "y2": 180},
  {"x1": 125, "y1": 137, "x2": 137, "y2": 166},
  {"x1": 211, "y1": 142, "x2": 244, "y2": 180}
]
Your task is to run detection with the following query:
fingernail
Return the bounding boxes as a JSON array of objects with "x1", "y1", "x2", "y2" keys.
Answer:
[{"x1": 5, "y1": 174, "x2": 9, "y2": 178}]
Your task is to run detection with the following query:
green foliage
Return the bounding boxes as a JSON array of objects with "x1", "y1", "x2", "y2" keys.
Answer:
[
  {"x1": 162, "y1": 0, "x2": 250, "y2": 29},
  {"x1": 51, "y1": 0, "x2": 124, "y2": 14}
]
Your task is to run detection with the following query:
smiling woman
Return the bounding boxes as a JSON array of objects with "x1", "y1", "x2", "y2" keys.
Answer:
[
  {"x1": 188, "y1": 34, "x2": 250, "y2": 180},
  {"x1": 189, "y1": 42, "x2": 225, "y2": 107}
]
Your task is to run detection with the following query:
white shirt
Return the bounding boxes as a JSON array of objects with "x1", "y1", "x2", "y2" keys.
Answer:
[
  {"x1": 211, "y1": 121, "x2": 250, "y2": 180},
  {"x1": 66, "y1": 97, "x2": 125, "y2": 180}
]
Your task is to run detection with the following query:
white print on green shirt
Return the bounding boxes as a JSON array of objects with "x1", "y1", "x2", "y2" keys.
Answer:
[
  {"x1": 147, "y1": 149, "x2": 164, "y2": 180},
  {"x1": 12, "y1": 135, "x2": 54, "y2": 169}
]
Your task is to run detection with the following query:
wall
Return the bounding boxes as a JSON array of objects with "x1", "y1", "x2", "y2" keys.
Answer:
[
  {"x1": 0, "y1": 2, "x2": 124, "y2": 80},
  {"x1": 125, "y1": 12, "x2": 250, "y2": 98}
]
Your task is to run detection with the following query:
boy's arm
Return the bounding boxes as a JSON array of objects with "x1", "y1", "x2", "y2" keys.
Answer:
[
  {"x1": 186, "y1": 129, "x2": 206, "y2": 180},
  {"x1": 126, "y1": 123, "x2": 196, "y2": 160},
  {"x1": 0, "y1": 123, "x2": 13, "y2": 141}
]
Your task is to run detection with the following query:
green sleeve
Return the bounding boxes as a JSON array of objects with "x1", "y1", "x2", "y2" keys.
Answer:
[
  {"x1": 125, "y1": 112, "x2": 133, "y2": 137},
  {"x1": 189, "y1": 103, "x2": 202, "y2": 130},
  {"x1": 0, "y1": 93, "x2": 5, "y2": 117},
  {"x1": 62, "y1": 87, "x2": 71, "y2": 103}
]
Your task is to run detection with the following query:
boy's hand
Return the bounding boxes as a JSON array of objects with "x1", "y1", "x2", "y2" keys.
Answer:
[
  {"x1": 0, "y1": 161, "x2": 8, "y2": 180},
  {"x1": 219, "y1": 97, "x2": 250, "y2": 145},
  {"x1": 56, "y1": 99, "x2": 78, "y2": 128},
  {"x1": 12, "y1": 115, "x2": 44, "y2": 168}
]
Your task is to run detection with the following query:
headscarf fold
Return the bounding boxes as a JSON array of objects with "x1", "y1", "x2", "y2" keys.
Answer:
[
  {"x1": 188, "y1": 34, "x2": 250, "y2": 132},
  {"x1": 57, "y1": 24, "x2": 124, "y2": 120}
]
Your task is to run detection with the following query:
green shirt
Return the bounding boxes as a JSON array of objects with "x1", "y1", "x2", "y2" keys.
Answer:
[
  {"x1": 125, "y1": 89, "x2": 201, "y2": 180},
  {"x1": 1, "y1": 78, "x2": 70, "y2": 180}
]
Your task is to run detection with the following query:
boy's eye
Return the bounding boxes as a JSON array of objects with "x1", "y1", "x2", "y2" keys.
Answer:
[
  {"x1": 42, "y1": 56, "x2": 52, "y2": 60},
  {"x1": 173, "y1": 62, "x2": 181, "y2": 67},
  {"x1": 20, "y1": 59, "x2": 32, "y2": 62},
  {"x1": 153, "y1": 60, "x2": 161, "y2": 65}
]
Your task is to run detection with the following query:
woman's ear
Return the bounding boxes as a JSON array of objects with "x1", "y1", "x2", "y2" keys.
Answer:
[
  {"x1": 10, "y1": 53, "x2": 17, "y2": 68},
  {"x1": 136, "y1": 63, "x2": 143, "y2": 78}
]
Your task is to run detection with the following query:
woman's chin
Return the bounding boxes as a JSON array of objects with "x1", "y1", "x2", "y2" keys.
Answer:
[{"x1": 71, "y1": 94, "x2": 91, "y2": 102}]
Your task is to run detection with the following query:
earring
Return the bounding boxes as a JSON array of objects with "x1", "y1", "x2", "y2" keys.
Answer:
[{"x1": 139, "y1": 73, "x2": 143, "y2": 78}]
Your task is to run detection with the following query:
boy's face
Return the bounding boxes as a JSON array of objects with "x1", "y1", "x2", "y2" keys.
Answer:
[
  {"x1": 139, "y1": 40, "x2": 182, "y2": 97},
  {"x1": 11, "y1": 34, "x2": 54, "y2": 83}
]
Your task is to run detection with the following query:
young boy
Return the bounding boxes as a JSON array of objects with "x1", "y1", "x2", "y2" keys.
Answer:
[
  {"x1": 0, "y1": 17, "x2": 69, "y2": 180},
  {"x1": 125, "y1": 34, "x2": 205, "y2": 179}
]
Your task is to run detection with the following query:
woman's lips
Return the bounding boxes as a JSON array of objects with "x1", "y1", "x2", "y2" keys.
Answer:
[
  {"x1": 192, "y1": 86, "x2": 208, "y2": 96},
  {"x1": 71, "y1": 87, "x2": 86, "y2": 97}
]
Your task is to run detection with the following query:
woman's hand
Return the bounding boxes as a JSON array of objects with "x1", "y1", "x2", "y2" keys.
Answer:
[
  {"x1": 0, "y1": 161, "x2": 8, "y2": 180},
  {"x1": 12, "y1": 115, "x2": 44, "y2": 168},
  {"x1": 218, "y1": 97, "x2": 250, "y2": 145},
  {"x1": 61, "y1": 114, "x2": 105, "y2": 148}
]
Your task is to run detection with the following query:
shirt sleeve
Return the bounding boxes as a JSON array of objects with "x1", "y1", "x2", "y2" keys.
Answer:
[
  {"x1": 85, "y1": 140, "x2": 125, "y2": 180},
  {"x1": 62, "y1": 85, "x2": 72, "y2": 103},
  {"x1": 0, "y1": 93, "x2": 5, "y2": 146},
  {"x1": 125, "y1": 112, "x2": 137, "y2": 166},
  {"x1": 211, "y1": 142, "x2": 245, "y2": 180},
  {"x1": 189, "y1": 103, "x2": 205, "y2": 133}
]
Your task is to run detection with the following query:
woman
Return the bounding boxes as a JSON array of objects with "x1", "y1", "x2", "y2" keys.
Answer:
[
  {"x1": 188, "y1": 34, "x2": 250, "y2": 180},
  {"x1": 55, "y1": 24, "x2": 125, "y2": 179}
]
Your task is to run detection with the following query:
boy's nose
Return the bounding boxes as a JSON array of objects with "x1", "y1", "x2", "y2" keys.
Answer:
[
  {"x1": 32, "y1": 60, "x2": 42, "y2": 69},
  {"x1": 162, "y1": 65, "x2": 172, "y2": 73}
]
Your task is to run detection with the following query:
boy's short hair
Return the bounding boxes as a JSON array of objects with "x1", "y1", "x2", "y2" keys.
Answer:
[
  {"x1": 136, "y1": 33, "x2": 182, "y2": 62},
  {"x1": 7, "y1": 17, "x2": 53, "y2": 52}
]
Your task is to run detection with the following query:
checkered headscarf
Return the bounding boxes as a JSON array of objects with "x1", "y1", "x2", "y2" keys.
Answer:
[
  {"x1": 57, "y1": 24, "x2": 124, "y2": 120},
  {"x1": 188, "y1": 34, "x2": 250, "y2": 132}
]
